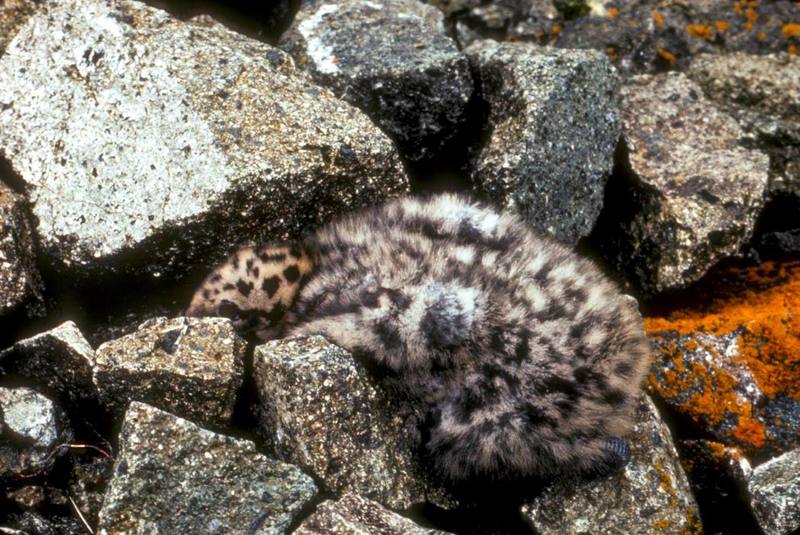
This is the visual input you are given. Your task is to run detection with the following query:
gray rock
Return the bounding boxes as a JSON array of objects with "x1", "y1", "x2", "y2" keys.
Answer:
[
  {"x1": 94, "y1": 317, "x2": 245, "y2": 428},
  {"x1": 0, "y1": 183, "x2": 43, "y2": 318},
  {"x1": 0, "y1": 387, "x2": 71, "y2": 480},
  {"x1": 281, "y1": 0, "x2": 473, "y2": 162},
  {"x1": 0, "y1": 321, "x2": 97, "y2": 405},
  {"x1": 594, "y1": 72, "x2": 769, "y2": 295},
  {"x1": 254, "y1": 336, "x2": 455, "y2": 510},
  {"x1": 97, "y1": 401, "x2": 318, "y2": 535},
  {"x1": 465, "y1": 40, "x2": 620, "y2": 244},
  {"x1": 0, "y1": 0, "x2": 36, "y2": 54},
  {"x1": 295, "y1": 493, "x2": 450, "y2": 534},
  {"x1": 748, "y1": 448, "x2": 800, "y2": 535},
  {"x1": 522, "y1": 396, "x2": 701, "y2": 534},
  {"x1": 0, "y1": 0, "x2": 408, "y2": 284}
]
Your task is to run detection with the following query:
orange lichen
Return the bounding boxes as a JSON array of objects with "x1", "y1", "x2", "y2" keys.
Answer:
[
  {"x1": 758, "y1": 31, "x2": 767, "y2": 41},
  {"x1": 657, "y1": 48, "x2": 676, "y2": 64},
  {"x1": 745, "y1": 7, "x2": 759, "y2": 24},
  {"x1": 551, "y1": 24, "x2": 561, "y2": 35},
  {"x1": 790, "y1": 44, "x2": 798, "y2": 55},
  {"x1": 687, "y1": 23, "x2": 714, "y2": 39},
  {"x1": 784, "y1": 23, "x2": 800, "y2": 37},
  {"x1": 652, "y1": 519, "x2": 673, "y2": 531},
  {"x1": 715, "y1": 20, "x2": 729, "y2": 32},
  {"x1": 607, "y1": 7, "x2": 619, "y2": 18},
  {"x1": 606, "y1": 46, "x2": 619, "y2": 61},
  {"x1": 745, "y1": 21, "x2": 754, "y2": 31},
  {"x1": 653, "y1": 11, "x2": 665, "y2": 28}
]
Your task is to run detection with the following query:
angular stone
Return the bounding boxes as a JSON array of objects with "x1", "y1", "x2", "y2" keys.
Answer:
[
  {"x1": 0, "y1": 0, "x2": 37, "y2": 54},
  {"x1": 0, "y1": 321, "x2": 97, "y2": 405},
  {"x1": 254, "y1": 336, "x2": 454, "y2": 510},
  {"x1": 295, "y1": 493, "x2": 450, "y2": 534},
  {"x1": 0, "y1": 0, "x2": 408, "y2": 283},
  {"x1": 465, "y1": 41, "x2": 619, "y2": 244},
  {"x1": 522, "y1": 396, "x2": 701, "y2": 534},
  {"x1": 94, "y1": 317, "x2": 245, "y2": 428},
  {"x1": 281, "y1": 0, "x2": 473, "y2": 162},
  {"x1": 748, "y1": 448, "x2": 800, "y2": 535},
  {"x1": 593, "y1": 72, "x2": 769, "y2": 295},
  {"x1": 0, "y1": 182, "x2": 43, "y2": 318},
  {"x1": 97, "y1": 402, "x2": 318, "y2": 534}
]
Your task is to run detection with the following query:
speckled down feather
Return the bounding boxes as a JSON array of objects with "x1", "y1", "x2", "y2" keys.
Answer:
[{"x1": 188, "y1": 194, "x2": 651, "y2": 481}]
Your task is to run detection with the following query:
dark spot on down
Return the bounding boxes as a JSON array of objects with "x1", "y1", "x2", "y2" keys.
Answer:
[
  {"x1": 283, "y1": 265, "x2": 300, "y2": 283},
  {"x1": 262, "y1": 276, "x2": 280, "y2": 298},
  {"x1": 236, "y1": 280, "x2": 253, "y2": 297}
]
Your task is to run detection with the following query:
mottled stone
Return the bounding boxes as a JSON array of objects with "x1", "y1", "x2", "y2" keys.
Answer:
[
  {"x1": 0, "y1": 0, "x2": 36, "y2": 54},
  {"x1": 281, "y1": 0, "x2": 473, "y2": 162},
  {"x1": 0, "y1": 321, "x2": 97, "y2": 404},
  {"x1": 296, "y1": 493, "x2": 450, "y2": 534},
  {"x1": 68, "y1": 455, "x2": 114, "y2": 527},
  {"x1": 0, "y1": 182, "x2": 43, "y2": 318},
  {"x1": 466, "y1": 40, "x2": 619, "y2": 244},
  {"x1": 0, "y1": 0, "x2": 408, "y2": 283},
  {"x1": 94, "y1": 317, "x2": 245, "y2": 428},
  {"x1": 97, "y1": 402, "x2": 318, "y2": 534},
  {"x1": 254, "y1": 336, "x2": 454, "y2": 510},
  {"x1": 593, "y1": 72, "x2": 769, "y2": 295},
  {"x1": 522, "y1": 396, "x2": 701, "y2": 534},
  {"x1": 2, "y1": 512, "x2": 83, "y2": 535},
  {"x1": 748, "y1": 448, "x2": 800, "y2": 535}
]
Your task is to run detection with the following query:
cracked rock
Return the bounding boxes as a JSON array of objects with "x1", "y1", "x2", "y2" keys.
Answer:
[
  {"x1": 97, "y1": 401, "x2": 318, "y2": 534},
  {"x1": 94, "y1": 317, "x2": 245, "y2": 429},
  {"x1": 281, "y1": 0, "x2": 473, "y2": 162},
  {"x1": 254, "y1": 335, "x2": 454, "y2": 510},
  {"x1": 748, "y1": 448, "x2": 800, "y2": 535},
  {"x1": 522, "y1": 396, "x2": 701, "y2": 534},
  {"x1": 0, "y1": 182, "x2": 43, "y2": 319},
  {"x1": 466, "y1": 40, "x2": 619, "y2": 244},
  {"x1": 0, "y1": 0, "x2": 408, "y2": 285}
]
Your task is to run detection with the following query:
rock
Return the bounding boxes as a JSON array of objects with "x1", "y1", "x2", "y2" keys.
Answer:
[
  {"x1": 592, "y1": 72, "x2": 769, "y2": 295},
  {"x1": 2, "y1": 512, "x2": 83, "y2": 535},
  {"x1": 748, "y1": 448, "x2": 800, "y2": 535},
  {"x1": 522, "y1": 396, "x2": 701, "y2": 534},
  {"x1": 254, "y1": 335, "x2": 454, "y2": 510},
  {"x1": 646, "y1": 261, "x2": 800, "y2": 458},
  {"x1": 0, "y1": 387, "x2": 71, "y2": 480},
  {"x1": 465, "y1": 40, "x2": 619, "y2": 244},
  {"x1": 280, "y1": 0, "x2": 473, "y2": 162},
  {"x1": 295, "y1": 493, "x2": 450, "y2": 534},
  {"x1": 6, "y1": 485, "x2": 47, "y2": 509},
  {"x1": 0, "y1": 321, "x2": 97, "y2": 405},
  {"x1": 0, "y1": 182, "x2": 43, "y2": 320},
  {"x1": 68, "y1": 455, "x2": 114, "y2": 526},
  {"x1": 0, "y1": 0, "x2": 36, "y2": 54},
  {"x1": 94, "y1": 317, "x2": 245, "y2": 429},
  {"x1": 0, "y1": 0, "x2": 408, "y2": 285},
  {"x1": 97, "y1": 402, "x2": 318, "y2": 534}
]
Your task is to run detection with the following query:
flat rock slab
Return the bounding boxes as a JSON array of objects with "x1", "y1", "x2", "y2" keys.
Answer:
[
  {"x1": 595, "y1": 72, "x2": 769, "y2": 295},
  {"x1": 748, "y1": 448, "x2": 800, "y2": 535},
  {"x1": 97, "y1": 401, "x2": 318, "y2": 535},
  {"x1": 295, "y1": 493, "x2": 450, "y2": 534},
  {"x1": 465, "y1": 40, "x2": 619, "y2": 244},
  {"x1": 0, "y1": 0, "x2": 408, "y2": 283},
  {"x1": 0, "y1": 321, "x2": 97, "y2": 405},
  {"x1": 94, "y1": 317, "x2": 245, "y2": 428},
  {"x1": 281, "y1": 0, "x2": 473, "y2": 162},
  {"x1": 522, "y1": 396, "x2": 701, "y2": 534},
  {"x1": 0, "y1": 182, "x2": 43, "y2": 318},
  {"x1": 254, "y1": 335, "x2": 454, "y2": 510}
]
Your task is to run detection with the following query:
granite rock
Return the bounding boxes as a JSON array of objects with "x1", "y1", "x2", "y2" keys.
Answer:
[
  {"x1": 0, "y1": 182, "x2": 43, "y2": 319},
  {"x1": 466, "y1": 40, "x2": 619, "y2": 244},
  {"x1": 0, "y1": 0, "x2": 408, "y2": 285},
  {"x1": 97, "y1": 401, "x2": 318, "y2": 534},
  {"x1": 748, "y1": 448, "x2": 800, "y2": 535},
  {"x1": 0, "y1": 0, "x2": 36, "y2": 54},
  {"x1": 254, "y1": 335, "x2": 454, "y2": 510},
  {"x1": 281, "y1": 0, "x2": 473, "y2": 162},
  {"x1": 94, "y1": 317, "x2": 245, "y2": 428}
]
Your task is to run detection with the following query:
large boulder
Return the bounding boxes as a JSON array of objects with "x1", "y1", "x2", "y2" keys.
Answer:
[{"x1": 748, "y1": 448, "x2": 800, "y2": 535}]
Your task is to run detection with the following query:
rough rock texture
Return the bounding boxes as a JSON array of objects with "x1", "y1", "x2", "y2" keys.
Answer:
[
  {"x1": 295, "y1": 493, "x2": 449, "y2": 534},
  {"x1": 94, "y1": 317, "x2": 245, "y2": 428},
  {"x1": 97, "y1": 402, "x2": 318, "y2": 534},
  {"x1": 0, "y1": 0, "x2": 36, "y2": 54},
  {"x1": 748, "y1": 448, "x2": 800, "y2": 535},
  {"x1": 0, "y1": 321, "x2": 97, "y2": 404},
  {"x1": 255, "y1": 336, "x2": 454, "y2": 510},
  {"x1": 592, "y1": 72, "x2": 769, "y2": 295},
  {"x1": 0, "y1": 182, "x2": 43, "y2": 318},
  {"x1": 0, "y1": 0, "x2": 408, "y2": 284},
  {"x1": 0, "y1": 387, "x2": 71, "y2": 480},
  {"x1": 522, "y1": 396, "x2": 701, "y2": 534},
  {"x1": 281, "y1": 0, "x2": 473, "y2": 162},
  {"x1": 466, "y1": 40, "x2": 619, "y2": 244},
  {"x1": 646, "y1": 261, "x2": 800, "y2": 458}
]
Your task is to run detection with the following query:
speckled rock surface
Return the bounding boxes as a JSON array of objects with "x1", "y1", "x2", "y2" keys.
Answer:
[
  {"x1": 295, "y1": 493, "x2": 450, "y2": 534},
  {"x1": 748, "y1": 448, "x2": 800, "y2": 535},
  {"x1": 254, "y1": 336, "x2": 454, "y2": 510},
  {"x1": 0, "y1": 0, "x2": 408, "y2": 284},
  {"x1": 280, "y1": 0, "x2": 473, "y2": 162},
  {"x1": 0, "y1": 0, "x2": 36, "y2": 54},
  {"x1": 97, "y1": 402, "x2": 318, "y2": 534},
  {"x1": 522, "y1": 396, "x2": 701, "y2": 534},
  {"x1": 0, "y1": 183, "x2": 43, "y2": 318},
  {"x1": 0, "y1": 387, "x2": 71, "y2": 480},
  {"x1": 593, "y1": 72, "x2": 769, "y2": 295},
  {"x1": 94, "y1": 317, "x2": 245, "y2": 428},
  {"x1": 465, "y1": 40, "x2": 619, "y2": 244},
  {"x1": 0, "y1": 321, "x2": 97, "y2": 405}
]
